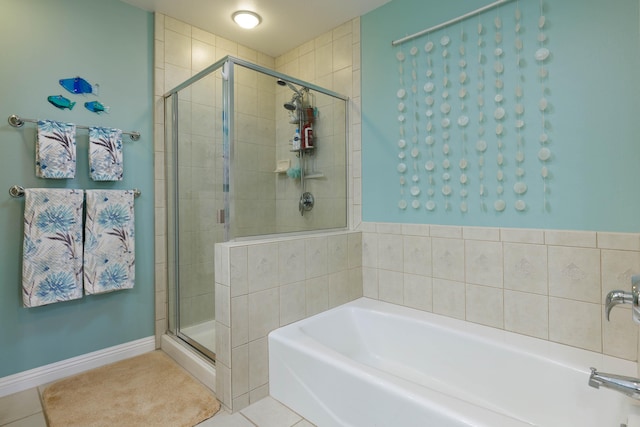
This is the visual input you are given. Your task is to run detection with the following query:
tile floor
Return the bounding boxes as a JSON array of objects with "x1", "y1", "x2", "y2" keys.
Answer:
[{"x1": 0, "y1": 386, "x2": 314, "y2": 427}]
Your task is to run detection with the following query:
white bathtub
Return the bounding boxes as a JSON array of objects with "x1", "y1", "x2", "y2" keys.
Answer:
[{"x1": 269, "y1": 298, "x2": 640, "y2": 427}]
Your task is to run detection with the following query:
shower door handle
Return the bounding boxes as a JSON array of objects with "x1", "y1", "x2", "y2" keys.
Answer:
[{"x1": 216, "y1": 209, "x2": 225, "y2": 224}]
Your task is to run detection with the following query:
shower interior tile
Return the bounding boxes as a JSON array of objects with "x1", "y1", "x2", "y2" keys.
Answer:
[
  {"x1": 164, "y1": 64, "x2": 192, "y2": 96},
  {"x1": 191, "y1": 25, "x2": 216, "y2": 45},
  {"x1": 333, "y1": 35, "x2": 353, "y2": 72},
  {"x1": 164, "y1": 16, "x2": 191, "y2": 36},
  {"x1": 315, "y1": 43, "x2": 333, "y2": 78},
  {"x1": 164, "y1": 30, "x2": 191, "y2": 68},
  {"x1": 192, "y1": 39, "x2": 216, "y2": 73}
]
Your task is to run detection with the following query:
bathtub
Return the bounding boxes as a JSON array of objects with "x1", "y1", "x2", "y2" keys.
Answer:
[{"x1": 269, "y1": 298, "x2": 640, "y2": 427}]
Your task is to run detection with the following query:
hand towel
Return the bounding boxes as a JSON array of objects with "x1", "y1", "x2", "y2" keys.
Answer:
[
  {"x1": 22, "y1": 189, "x2": 84, "y2": 307},
  {"x1": 84, "y1": 190, "x2": 135, "y2": 295},
  {"x1": 36, "y1": 120, "x2": 76, "y2": 179},
  {"x1": 89, "y1": 127, "x2": 123, "y2": 181}
]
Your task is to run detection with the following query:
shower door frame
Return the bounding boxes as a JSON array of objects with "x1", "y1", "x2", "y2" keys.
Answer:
[{"x1": 164, "y1": 56, "x2": 349, "y2": 362}]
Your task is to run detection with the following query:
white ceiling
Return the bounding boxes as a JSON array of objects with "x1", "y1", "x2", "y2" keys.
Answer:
[{"x1": 121, "y1": 0, "x2": 392, "y2": 57}]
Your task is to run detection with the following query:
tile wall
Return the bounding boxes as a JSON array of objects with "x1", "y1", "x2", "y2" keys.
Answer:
[
  {"x1": 273, "y1": 19, "x2": 359, "y2": 233},
  {"x1": 361, "y1": 222, "x2": 640, "y2": 361},
  {"x1": 215, "y1": 232, "x2": 363, "y2": 411}
]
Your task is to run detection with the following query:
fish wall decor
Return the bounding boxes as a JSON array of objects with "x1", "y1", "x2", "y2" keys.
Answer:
[
  {"x1": 84, "y1": 101, "x2": 109, "y2": 114},
  {"x1": 59, "y1": 76, "x2": 99, "y2": 95},
  {"x1": 47, "y1": 95, "x2": 75, "y2": 110}
]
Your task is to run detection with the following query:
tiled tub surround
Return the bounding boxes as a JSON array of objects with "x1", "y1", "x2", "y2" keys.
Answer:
[
  {"x1": 361, "y1": 223, "x2": 640, "y2": 363},
  {"x1": 215, "y1": 231, "x2": 363, "y2": 411}
]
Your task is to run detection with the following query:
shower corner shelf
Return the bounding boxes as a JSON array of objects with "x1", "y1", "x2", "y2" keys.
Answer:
[{"x1": 304, "y1": 173, "x2": 324, "y2": 179}]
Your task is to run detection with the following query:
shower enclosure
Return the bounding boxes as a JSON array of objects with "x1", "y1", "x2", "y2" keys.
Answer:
[{"x1": 164, "y1": 56, "x2": 349, "y2": 361}]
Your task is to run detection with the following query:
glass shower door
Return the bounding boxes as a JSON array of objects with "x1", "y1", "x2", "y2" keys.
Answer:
[{"x1": 166, "y1": 65, "x2": 224, "y2": 360}]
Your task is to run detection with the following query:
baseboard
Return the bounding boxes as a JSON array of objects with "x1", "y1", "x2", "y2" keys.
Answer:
[{"x1": 0, "y1": 336, "x2": 155, "y2": 398}]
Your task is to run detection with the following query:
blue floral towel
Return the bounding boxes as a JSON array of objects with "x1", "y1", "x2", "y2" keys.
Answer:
[
  {"x1": 89, "y1": 127, "x2": 123, "y2": 181},
  {"x1": 36, "y1": 120, "x2": 77, "y2": 179},
  {"x1": 84, "y1": 190, "x2": 135, "y2": 295},
  {"x1": 22, "y1": 189, "x2": 84, "y2": 307}
]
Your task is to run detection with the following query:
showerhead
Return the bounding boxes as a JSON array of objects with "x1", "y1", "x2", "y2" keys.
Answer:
[
  {"x1": 284, "y1": 101, "x2": 297, "y2": 111},
  {"x1": 277, "y1": 78, "x2": 303, "y2": 96}
]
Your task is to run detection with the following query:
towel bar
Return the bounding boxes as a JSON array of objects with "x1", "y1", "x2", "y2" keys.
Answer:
[
  {"x1": 9, "y1": 185, "x2": 141, "y2": 198},
  {"x1": 8, "y1": 114, "x2": 141, "y2": 141}
]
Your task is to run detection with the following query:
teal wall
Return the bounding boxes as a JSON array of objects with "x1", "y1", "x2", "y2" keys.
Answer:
[
  {"x1": 0, "y1": 0, "x2": 154, "y2": 377},
  {"x1": 362, "y1": 0, "x2": 640, "y2": 232}
]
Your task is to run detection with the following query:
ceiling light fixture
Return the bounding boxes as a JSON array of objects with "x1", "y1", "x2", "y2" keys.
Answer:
[{"x1": 232, "y1": 10, "x2": 261, "y2": 29}]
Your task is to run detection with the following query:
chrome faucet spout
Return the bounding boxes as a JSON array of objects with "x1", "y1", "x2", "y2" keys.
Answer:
[
  {"x1": 604, "y1": 275, "x2": 640, "y2": 324},
  {"x1": 605, "y1": 290, "x2": 634, "y2": 320},
  {"x1": 589, "y1": 367, "x2": 640, "y2": 400}
]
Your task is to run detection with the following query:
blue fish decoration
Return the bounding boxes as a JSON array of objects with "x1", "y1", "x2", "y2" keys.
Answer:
[
  {"x1": 59, "y1": 76, "x2": 99, "y2": 95},
  {"x1": 47, "y1": 95, "x2": 76, "y2": 110},
  {"x1": 84, "y1": 101, "x2": 110, "y2": 114}
]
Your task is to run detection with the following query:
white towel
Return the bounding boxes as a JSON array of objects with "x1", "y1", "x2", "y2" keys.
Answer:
[
  {"x1": 36, "y1": 120, "x2": 77, "y2": 179},
  {"x1": 22, "y1": 189, "x2": 84, "y2": 307},
  {"x1": 89, "y1": 127, "x2": 123, "y2": 181},
  {"x1": 84, "y1": 190, "x2": 135, "y2": 295}
]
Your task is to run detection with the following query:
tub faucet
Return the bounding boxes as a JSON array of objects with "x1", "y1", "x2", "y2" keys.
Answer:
[
  {"x1": 589, "y1": 368, "x2": 640, "y2": 400},
  {"x1": 605, "y1": 275, "x2": 640, "y2": 324}
]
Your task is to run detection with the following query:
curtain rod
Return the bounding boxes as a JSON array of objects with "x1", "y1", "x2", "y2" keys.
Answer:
[{"x1": 391, "y1": 0, "x2": 517, "y2": 46}]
